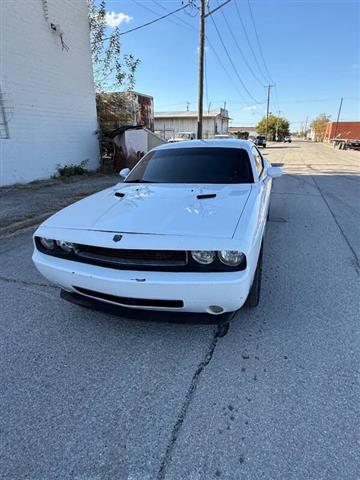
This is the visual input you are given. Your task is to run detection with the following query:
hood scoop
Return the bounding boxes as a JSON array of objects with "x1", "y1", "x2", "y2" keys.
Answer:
[
  {"x1": 115, "y1": 191, "x2": 126, "y2": 198},
  {"x1": 197, "y1": 193, "x2": 217, "y2": 200}
]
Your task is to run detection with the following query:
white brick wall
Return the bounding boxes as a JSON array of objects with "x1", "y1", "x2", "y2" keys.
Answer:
[{"x1": 0, "y1": 0, "x2": 99, "y2": 186}]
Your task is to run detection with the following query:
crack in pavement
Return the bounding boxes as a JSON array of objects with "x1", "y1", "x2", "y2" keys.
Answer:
[
  {"x1": 156, "y1": 322, "x2": 229, "y2": 480},
  {"x1": 311, "y1": 175, "x2": 360, "y2": 275},
  {"x1": 0, "y1": 275, "x2": 58, "y2": 290}
]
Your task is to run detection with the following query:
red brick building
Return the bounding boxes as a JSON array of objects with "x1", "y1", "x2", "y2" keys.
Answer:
[{"x1": 324, "y1": 121, "x2": 360, "y2": 141}]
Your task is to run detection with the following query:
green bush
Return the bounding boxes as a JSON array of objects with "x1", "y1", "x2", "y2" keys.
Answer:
[{"x1": 55, "y1": 160, "x2": 89, "y2": 178}]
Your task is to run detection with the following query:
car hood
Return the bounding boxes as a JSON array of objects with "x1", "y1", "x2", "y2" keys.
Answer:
[{"x1": 42, "y1": 183, "x2": 252, "y2": 239}]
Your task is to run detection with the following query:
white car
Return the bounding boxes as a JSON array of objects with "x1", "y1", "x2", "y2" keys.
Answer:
[
  {"x1": 168, "y1": 132, "x2": 196, "y2": 143},
  {"x1": 32, "y1": 140, "x2": 282, "y2": 316},
  {"x1": 211, "y1": 134, "x2": 235, "y2": 139}
]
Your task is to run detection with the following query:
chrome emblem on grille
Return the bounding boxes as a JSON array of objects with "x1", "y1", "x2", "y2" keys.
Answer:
[{"x1": 113, "y1": 234, "x2": 122, "y2": 242}]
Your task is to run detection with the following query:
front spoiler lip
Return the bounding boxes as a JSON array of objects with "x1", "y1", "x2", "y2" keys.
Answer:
[{"x1": 60, "y1": 289, "x2": 235, "y2": 325}]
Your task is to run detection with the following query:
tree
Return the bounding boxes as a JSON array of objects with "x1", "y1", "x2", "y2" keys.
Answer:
[
  {"x1": 88, "y1": 0, "x2": 140, "y2": 93},
  {"x1": 256, "y1": 114, "x2": 290, "y2": 140},
  {"x1": 310, "y1": 113, "x2": 331, "y2": 142}
]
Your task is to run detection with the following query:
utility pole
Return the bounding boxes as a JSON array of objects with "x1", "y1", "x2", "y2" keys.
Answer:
[
  {"x1": 186, "y1": 101, "x2": 190, "y2": 112},
  {"x1": 197, "y1": 0, "x2": 231, "y2": 139},
  {"x1": 265, "y1": 84, "x2": 275, "y2": 140},
  {"x1": 275, "y1": 110, "x2": 282, "y2": 141},
  {"x1": 304, "y1": 116, "x2": 308, "y2": 138},
  {"x1": 334, "y1": 97, "x2": 343, "y2": 140},
  {"x1": 197, "y1": 0, "x2": 205, "y2": 139}
]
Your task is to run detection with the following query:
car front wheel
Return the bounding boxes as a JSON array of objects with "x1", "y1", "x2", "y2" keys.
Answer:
[{"x1": 245, "y1": 244, "x2": 263, "y2": 308}]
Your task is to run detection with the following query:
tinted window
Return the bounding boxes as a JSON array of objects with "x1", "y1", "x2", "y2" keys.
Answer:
[{"x1": 125, "y1": 147, "x2": 254, "y2": 184}]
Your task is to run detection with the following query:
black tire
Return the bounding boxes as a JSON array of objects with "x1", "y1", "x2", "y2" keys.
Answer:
[{"x1": 245, "y1": 244, "x2": 263, "y2": 308}]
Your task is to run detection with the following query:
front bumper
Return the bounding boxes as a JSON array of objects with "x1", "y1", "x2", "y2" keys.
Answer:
[{"x1": 32, "y1": 250, "x2": 253, "y2": 314}]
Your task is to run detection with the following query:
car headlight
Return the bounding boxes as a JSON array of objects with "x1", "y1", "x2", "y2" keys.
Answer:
[
  {"x1": 39, "y1": 237, "x2": 55, "y2": 250},
  {"x1": 191, "y1": 250, "x2": 216, "y2": 264},
  {"x1": 218, "y1": 250, "x2": 245, "y2": 267},
  {"x1": 56, "y1": 240, "x2": 75, "y2": 253}
]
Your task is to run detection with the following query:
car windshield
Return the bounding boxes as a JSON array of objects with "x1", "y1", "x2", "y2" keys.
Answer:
[{"x1": 124, "y1": 147, "x2": 254, "y2": 184}]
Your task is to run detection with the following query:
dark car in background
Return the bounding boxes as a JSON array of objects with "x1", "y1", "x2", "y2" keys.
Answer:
[{"x1": 254, "y1": 135, "x2": 267, "y2": 148}]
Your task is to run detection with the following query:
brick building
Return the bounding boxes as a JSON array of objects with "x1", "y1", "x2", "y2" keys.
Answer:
[
  {"x1": 323, "y1": 121, "x2": 360, "y2": 141},
  {"x1": 0, "y1": 0, "x2": 99, "y2": 186}
]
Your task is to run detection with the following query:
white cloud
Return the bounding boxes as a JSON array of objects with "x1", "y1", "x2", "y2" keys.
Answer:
[
  {"x1": 243, "y1": 105, "x2": 262, "y2": 114},
  {"x1": 105, "y1": 11, "x2": 133, "y2": 28}
]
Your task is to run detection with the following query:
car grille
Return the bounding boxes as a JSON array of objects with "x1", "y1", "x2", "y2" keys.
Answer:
[{"x1": 74, "y1": 244, "x2": 187, "y2": 268}]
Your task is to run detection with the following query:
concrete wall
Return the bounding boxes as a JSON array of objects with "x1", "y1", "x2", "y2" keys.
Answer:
[{"x1": 0, "y1": 0, "x2": 99, "y2": 186}]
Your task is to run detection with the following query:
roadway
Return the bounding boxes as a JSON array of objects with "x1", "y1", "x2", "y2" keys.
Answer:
[{"x1": 1, "y1": 140, "x2": 359, "y2": 479}]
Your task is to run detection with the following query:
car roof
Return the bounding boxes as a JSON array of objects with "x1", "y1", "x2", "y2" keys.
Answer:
[{"x1": 153, "y1": 139, "x2": 253, "y2": 151}]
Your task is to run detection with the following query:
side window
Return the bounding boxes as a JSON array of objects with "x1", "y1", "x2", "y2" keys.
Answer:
[{"x1": 251, "y1": 146, "x2": 264, "y2": 178}]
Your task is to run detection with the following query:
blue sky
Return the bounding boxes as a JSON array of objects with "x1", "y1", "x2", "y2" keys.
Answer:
[{"x1": 103, "y1": 0, "x2": 360, "y2": 130}]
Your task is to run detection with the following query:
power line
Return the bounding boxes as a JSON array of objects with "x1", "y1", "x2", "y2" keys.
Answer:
[
  {"x1": 151, "y1": 0, "x2": 197, "y2": 30},
  {"x1": 143, "y1": 0, "x2": 195, "y2": 31},
  {"x1": 102, "y1": 3, "x2": 190, "y2": 37},
  {"x1": 131, "y1": 1, "x2": 250, "y2": 106},
  {"x1": 206, "y1": 36, "x2": 250, "y2": 104},
  {"x1": 247, "y1": 0, "x2": 274, "y2": 84},
  {"x1": 219, "y1": 7, "x2": 264, "y2": 87},
  {"x1": 234, "y1": 0, "x2": 268, "y2": 84},
  {"x1": 208, "y1": 11, "x2": 261, "y2": 103}
]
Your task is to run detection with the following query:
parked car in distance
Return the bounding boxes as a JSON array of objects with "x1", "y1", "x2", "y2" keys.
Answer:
[
  {"x1": 168, "y1": 132, "x2": 196, "y2": 143},
  {"x1": 254, "y1": 135, "x2": 267, "y2": 148},
  {"x1": 284, "y1": 136, "x2": 292, "y2": 143},
  {"x1": 32, "y1": 140, "x2": 282, "y2": 317},
  {"x1": 211, "y1": 134, "x2": 235, "y2": 139}
]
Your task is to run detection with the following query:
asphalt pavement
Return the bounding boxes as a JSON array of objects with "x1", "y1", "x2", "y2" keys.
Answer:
[
  {"x1": 1, "y1": 141, "x2": 359, "y2": 479},
  {"x1": 0, "y1": 174, "x2": 119, "y2": 236}
]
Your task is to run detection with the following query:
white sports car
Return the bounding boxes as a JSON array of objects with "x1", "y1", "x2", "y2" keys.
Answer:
[{"x1": 32, "y1": 140, "x2": 282, "y2": 316}]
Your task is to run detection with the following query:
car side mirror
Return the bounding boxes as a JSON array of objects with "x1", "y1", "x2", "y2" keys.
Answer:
[
  {"x1": 267, "y1": 166, "x2": 282, "y2": 178},
  {"x1": 119, "y1": 168, "x2": 130, "y2": 178}
]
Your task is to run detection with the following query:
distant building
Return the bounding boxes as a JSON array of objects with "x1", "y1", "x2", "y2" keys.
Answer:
[
  {"x1": 0, "y1": 0, "x2": 99, "y2": 186},
  {"x1": 323, "y1": 121, "x2": 360, "y2": 141},
  {"x1": 229, "y1": 126, "x2": 258, "y2": 138},
  {"x1": 154, "y1": 109, "x2": 230, "y2": 140},
  {"x1": 97, "y1": 91, "x2": 154, "y2": 131}
]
